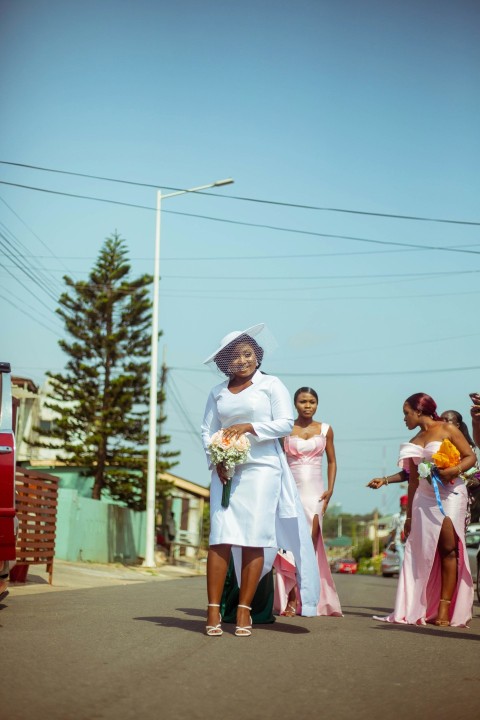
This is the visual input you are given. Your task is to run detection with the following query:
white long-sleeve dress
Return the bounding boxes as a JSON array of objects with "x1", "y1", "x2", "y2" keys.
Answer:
[{"x1": 201, "y1": 370, "x2": 320, "y2": 616}]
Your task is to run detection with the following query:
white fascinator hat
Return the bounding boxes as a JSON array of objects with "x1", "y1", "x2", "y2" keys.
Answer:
[
  {"x1": 203, "y1": 323, "x2": 265, "y2": 364},
  {"x1": 203, "y1": 323, "x2": 277, "y2": 375}
]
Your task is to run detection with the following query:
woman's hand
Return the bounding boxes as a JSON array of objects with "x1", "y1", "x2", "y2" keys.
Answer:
[
  {"x1": 216, "y1": 463, "x2": 229, "y2": 485},
  {"x1": 222, "y1": 423, "x2": 253, "y2": 441},
  {"x1": 319, "y1": 490, "x2": 333, "y2": 514},
  {"x1": 404, "y1": 517, "x2": 412, "y2": 539},
  {"x1": 436, "y1": 466, "x2": 460, "y2": 483},
  {"x1": 367, "y1": 477, "x2": 385, "y2": 489}
]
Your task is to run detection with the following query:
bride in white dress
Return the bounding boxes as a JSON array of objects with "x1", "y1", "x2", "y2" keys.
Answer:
[{"x1": 201, "y1": 324, "x2": 319, "y2": 637}]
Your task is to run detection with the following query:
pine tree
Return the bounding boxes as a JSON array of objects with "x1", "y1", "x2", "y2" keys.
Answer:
[{"x1": 42, "y1": 232, "x2": 179, "y2": 509}]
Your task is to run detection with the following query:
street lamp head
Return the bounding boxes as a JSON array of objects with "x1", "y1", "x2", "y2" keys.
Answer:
[{"x1": 213, "y1": 178, "x2": 234, "y2": 187}]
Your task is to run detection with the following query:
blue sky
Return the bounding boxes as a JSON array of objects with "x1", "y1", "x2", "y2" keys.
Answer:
[{"x1": 1, "y1": 0, "x2": 479, "y2": 515}]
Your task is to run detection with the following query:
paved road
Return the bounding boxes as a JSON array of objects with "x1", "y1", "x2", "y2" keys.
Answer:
[{"x1": 2, "y1": 571, "x2": 479, "y2": 720}]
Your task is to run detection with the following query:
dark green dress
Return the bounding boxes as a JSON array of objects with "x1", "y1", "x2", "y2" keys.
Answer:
[{"x1": 220, "y1": 557, "x2": 275, "y2": 624}]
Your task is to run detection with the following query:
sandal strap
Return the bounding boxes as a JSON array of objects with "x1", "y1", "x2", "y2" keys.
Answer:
[
  {"x1": 208, "y1": 603, "x2": 221, "y2": 607},
  {"x1": 235, "y1": 625, "x2": 252, "y2": 636},
  {"x1": 237, "y1": 604, "x2": 252, "y2": 610}
]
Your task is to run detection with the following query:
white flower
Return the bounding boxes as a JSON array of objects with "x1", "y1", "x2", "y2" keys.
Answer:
[
  {"x1": 208, "y1": 430, "x2": 250, "y2": 469},
  {"x1": 418, "y1": 461, "x2": 431, "y2": 479}
]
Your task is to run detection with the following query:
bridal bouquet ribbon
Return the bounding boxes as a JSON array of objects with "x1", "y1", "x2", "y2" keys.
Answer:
[
  {"x1": 417, "y1": 439, "x2": 460, "y2": 516},
  {"x1": 208, "y1": 430, "x2": 250, "y2": 508}
]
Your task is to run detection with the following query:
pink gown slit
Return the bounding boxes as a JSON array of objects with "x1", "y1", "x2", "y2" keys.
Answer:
[
  {"x1": 374, "y1": 441, "x2": 473, "y2": 627},
  {"x1": 274, "y1": 426, "x2": 343, "y2": 617}
]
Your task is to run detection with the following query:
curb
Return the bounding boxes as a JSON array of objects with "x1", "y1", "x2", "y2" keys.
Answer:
[{"x1": 7, "y1": 559, "x2": 205, "y2": 595}]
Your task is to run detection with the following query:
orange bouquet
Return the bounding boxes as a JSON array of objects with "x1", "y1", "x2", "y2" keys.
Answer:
[
  {"x1": 418, "y1": 438, "x2": 461, "y2": 487},
  {"x1": 431, "y1": 439, "x2": 461, "y2": 483},
  {"x1": 417, "y1": 439, "x2": 462, "y2": 517}
]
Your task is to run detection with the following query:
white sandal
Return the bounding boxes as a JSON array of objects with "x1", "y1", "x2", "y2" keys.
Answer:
[
  {"x1": 206, "y1": 603, "x2": 223, "y2": 636},
  {"x1": 235, "y1": 604, "x2": 252, "y2": 637}
]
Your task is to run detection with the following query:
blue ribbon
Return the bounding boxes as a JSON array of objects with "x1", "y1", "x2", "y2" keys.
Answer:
[
  {"x1": 430, "y1": 468, "x2": 446, "y2": 516},
  {"x1": 430, "y1": 468, "x2": 458, "y2": 516}
]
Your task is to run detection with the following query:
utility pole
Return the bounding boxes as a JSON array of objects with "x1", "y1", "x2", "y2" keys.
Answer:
[
  {"x1": 158, "y1": 346, "x2": 168, "y2": 537},
  {"x1": 157, "y1": 346, "x2": 167, "y2": 463},
  {"x1": 373, "y1": 510, "x2": 379, "y2": 556}
]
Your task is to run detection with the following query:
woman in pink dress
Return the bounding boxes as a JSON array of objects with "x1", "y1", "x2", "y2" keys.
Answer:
[
  {"x1": 374, "y1": 393, "x2": 476, "y2": 627},
  {"x1": 274, "y1": 387, "x2": 342, "y2": 617}
]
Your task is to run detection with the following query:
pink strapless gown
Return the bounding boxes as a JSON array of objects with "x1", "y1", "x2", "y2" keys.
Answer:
[
  {"x1": 375, "y1": 441, "x2": 473, "y2": 627},
  {"x1": 274, "y1": 428, "x2": 343, "y2": 617}
]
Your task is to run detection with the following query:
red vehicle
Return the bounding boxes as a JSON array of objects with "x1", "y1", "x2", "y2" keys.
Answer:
[
  {"x1": 0, "y1": 362, "x2": 16, "y2": 583},
  {"x1": 331, "y1": 558, "x2": 358, "y2": 574}
]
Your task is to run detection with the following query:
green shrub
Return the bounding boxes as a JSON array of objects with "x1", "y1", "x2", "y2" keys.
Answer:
[
  {"x1": 357, "y1": 554, "x2": 383, "y2": 575},
  {"x1": 352, "y1": 539, "x2": 373, "y2": 561}
]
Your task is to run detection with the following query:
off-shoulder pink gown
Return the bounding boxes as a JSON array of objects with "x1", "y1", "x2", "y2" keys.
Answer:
[
  {"x1": 274, "y1": 426, "x2": 343, "y2": 617},
  {"x1": 375, "y1": 441, "x2": 473, "y2": 627}
]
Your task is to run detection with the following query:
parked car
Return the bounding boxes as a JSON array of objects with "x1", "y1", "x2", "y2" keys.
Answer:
[
  {"x1": 465, "y1": 529, "x2": 480, "y2": 603},
  {"x1": 381, "y1": 542, "x2": 401, "y2": 577},
  {"x1": 331, "y1": 558, "x2": 358, "y2": 574}
]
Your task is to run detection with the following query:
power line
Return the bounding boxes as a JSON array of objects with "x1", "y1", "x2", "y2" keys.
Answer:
[
  {"x1": 0, "y1": 180, "x2": 153, "y2": 211},
  {"x1": 2, "y1": 159, "x2": 479, "y2": 226},
  {"x1": 15, "y1": 247, "x2": 425, "y2": 261},
  {"x1": 0, "y1": 195, "x2": 74, "y2": 277},
  {"x1": 166, "y1": 374, "x2": 204, "y2": 450},
  {"x1": 0, "y1": 232, "x2": 59, "y2": 304},
  {"x1": 5, "y1": 284, "x2": 62, "y2": 330},
  {"x1": 0, "y1": 290, "x2": 61, "y2": 335},
  {"x1": 171, "y1": 364, "x2": 480, "y2": 377},
  {"x1": 0, "y1": 220, "x2": 64, "y2": 297},
  {"x1": 0, "y1": 257, "x2": 58, "y2": 312},
  {"x1": 2, "y1": 179, "x2": 480, "y2": 257},
  {"x1": 163, "y1": 268, "x2": 480, "y2": 282}
]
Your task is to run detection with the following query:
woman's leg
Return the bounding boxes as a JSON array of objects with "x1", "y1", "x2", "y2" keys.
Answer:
[
  {"x1": 283, "y1": 584, "x2": 297, "y2": 615},
  {"x1": 436, "y1": 517, "x2": 458, "y2": 623},
  {"x1": 206, "y1": 544, "x2": 231, "y2": 626},
  {"x1": 311, "y1": 513, "x2": 320, "y2": 546},
  {"x1": 237, "y1": 547, "x2": 264, "y2": 629}
]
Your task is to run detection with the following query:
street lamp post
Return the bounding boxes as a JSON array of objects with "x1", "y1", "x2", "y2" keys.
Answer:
[{"x1": 143, "y1": 178, "x2": 234, "y2": 567}]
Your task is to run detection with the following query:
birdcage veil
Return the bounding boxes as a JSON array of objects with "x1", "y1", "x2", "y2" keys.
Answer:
[{"x1": 203, "y1": 323, "x2": 278, "y2": 376}]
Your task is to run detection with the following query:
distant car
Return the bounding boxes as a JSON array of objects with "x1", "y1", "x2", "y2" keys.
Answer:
[
  {"x1": 465, "y1": 530, "x2": 480, "y2": 603},
  {"x1": 332, "y1": 558, "x2": 357, "y2": 574},
  {"x1": 381, "y1": 542, "x2": 401, "y2": 577}
]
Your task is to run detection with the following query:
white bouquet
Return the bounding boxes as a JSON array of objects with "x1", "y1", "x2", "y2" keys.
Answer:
[{"x1": 208, "y1": 429, "x2": 250, "y2": 508}]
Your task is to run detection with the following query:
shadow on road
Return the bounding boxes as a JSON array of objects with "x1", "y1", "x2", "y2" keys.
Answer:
[
  {"x1": 176, "y1": 606, "x2": 204, "y2": 618},
  {"x1": 134, "y1": 611, "x2": 311, "y2": 635},
  {"x1": 134, "y1": 615, "x2": 206, "y2": 633},
  {"x1": 174, "y1": 606, "x2": 310, "y2": 632},
  {"x1": 341, "y1": 605, "x2": 392, "y2": 618},
  {"x1": 372, "y1": 623, "x2": 480, "y2": 640}
]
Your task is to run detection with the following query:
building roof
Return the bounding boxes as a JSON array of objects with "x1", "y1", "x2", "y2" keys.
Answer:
[
  {"x1": 324, "y1": 535, "x2": 352, "y2": 547},
  {"x1": 12, "y1": 375, "x2": 39, "y2": 397},
  {"x1": 159, "y1": 472, "x2": 210, "y2": 499}
]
